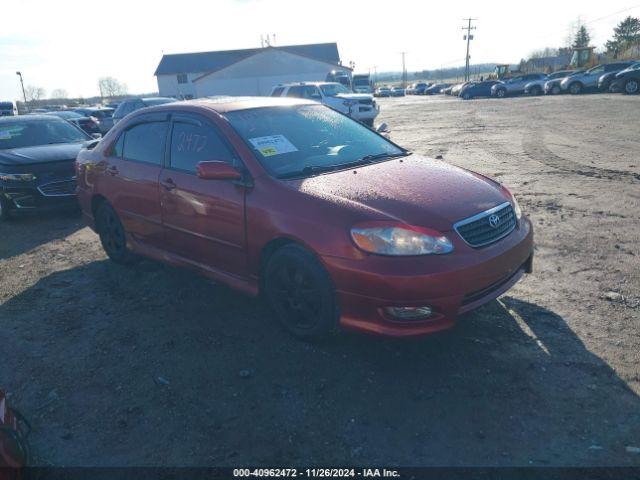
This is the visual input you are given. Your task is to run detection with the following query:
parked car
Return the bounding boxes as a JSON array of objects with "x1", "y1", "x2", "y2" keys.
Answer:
[
  {"x1": 74, "y1": 107, "x2": 115, "y2": 134},
  {"x1": 112, "y1": 97, "x2": 177, "y2": 125},
  {"x1": 270, "y1": 82, "x2": 379, "y2": 127},
  {"x1": 544, "y1": 70, "x2": 584, "y2": 94},
  {"x1": 450, "y1": 82, "x2": 470, "y2": 96},
  {"x1": 459, "y1": 80, "x2": 501, "y2": 100},
  {"x1": 597, "y1": 61, "x2": 636, "y2": 91},
  {"x1": 413, "y1": 82, "x2": 430, "y2": 95},
  {"x1": 424, "y1": 83, "x2": 449, "y2": 95},
  {"x1": 75, "y1": 97, "x2": 533, "y2": 340},
  {"x1": 491, "y1": 74, "x2": 546, "y2": 98},
  {"x1": 374, "y1": 86, "x2": 391, "y2": 97},
  {"x1": 441, "y1": 85, "x2": 454, "y2": 95},
  {"x1": 46, "y1": 111, "x2": 101, "y2": 136},
  {"x1": 390, "y1": 86, "x2": 405, "y2": 97},
  {"x1": 0, "y1": 101, "x2": 18, "y2": 116},
  {"x1": 0, "y1": 115, "x2": 95, "y2": 220},
  {"x1": 524, "y1": 70, "x2": 575, "y2": 96},
  {"x1": 608, "y1": 61, "x2": 640, "y2": 94},
  {"x1": 560, "y1": 62, "x2": 634, "y2": 94}
]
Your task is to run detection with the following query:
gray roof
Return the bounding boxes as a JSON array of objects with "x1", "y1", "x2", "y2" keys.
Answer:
[{"x1": 155, "y1": 43, "x2": 342, "y2": 76}]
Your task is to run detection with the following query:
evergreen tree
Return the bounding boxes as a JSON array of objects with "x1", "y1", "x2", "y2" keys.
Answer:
[
  {"x1": 573, "y1": 25, "x2": 591, "y2": 49},
  {"x1": 605, "y1": 16, "x2": 640, "y2": 57}
]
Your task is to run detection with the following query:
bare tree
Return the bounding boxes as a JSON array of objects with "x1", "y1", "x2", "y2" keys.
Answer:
[
  {"x1": 24, "y1": 85, "x2": 46, "y2": 102},
  {"x1": 51, "y1": 88, "x2": 69, "y2": 99},
  {"x1": 98, "y1": 77, "x2": 127, "y2": 98}
]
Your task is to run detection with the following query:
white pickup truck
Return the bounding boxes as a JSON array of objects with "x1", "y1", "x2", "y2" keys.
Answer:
[{"x1": 270, "y1": 82, "x2": 379, "y2": 127}]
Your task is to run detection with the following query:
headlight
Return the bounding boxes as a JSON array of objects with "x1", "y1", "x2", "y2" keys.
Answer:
[
  {"x1": 511, "y1": 195, "x2": 523, "y2": 220},
  {"x1": 0, "y1": 173, "x2": 36, "y2": 182},
  {"x1": 351, "y1": 222, "x2": 453, "y2": 256}
]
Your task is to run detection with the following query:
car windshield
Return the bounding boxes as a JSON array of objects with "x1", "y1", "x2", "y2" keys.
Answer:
[
  {"x1": 320, "y1": 84, "x2": 350, "y2": 96},
  {"x1": 50, "y1": 111, "x2": 83, "y2": 119},
  {"x1": 225, "y1": 104, "x2": 406, "y2": 179},
  {"x1": 0, "y1": 119, "x2": 89, "y2": 150},
  {"x1": 142, "y1": 98, "x2": 177, "y2": 106}
]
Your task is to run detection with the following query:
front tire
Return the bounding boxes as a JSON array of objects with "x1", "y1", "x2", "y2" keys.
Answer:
[
  {"x1": 496, "y1": 89, "x2": 506, "y2": 98},
  {"x1": 95, "y1": 202, "x2": 137, "y2": 264},
  {"x1": 264, "y1": 244, "x2": 339, "y2": 341},
  {"x1": 551, "y1": 85, "x2": 561, "y2": 95},
  {"x1": 529, "y1": 85, "x2": 542, "y2": 96},
  {"x1": 624, "y1": 79, "x2": 639, "y2": 94},
  {"x1": 462, "y1": 93, "x2": 472, "y2": 100},
  {"x1": 361, "y1": 118, "x2": 374, "y2": 128},
  {"x1": 569, "y1": 82, "x2": 582, "y2": 95}
]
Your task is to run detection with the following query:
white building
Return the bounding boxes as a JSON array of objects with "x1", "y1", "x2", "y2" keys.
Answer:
[{"x1": 154, "y1": 43, "x2": 351, "y2": 99}]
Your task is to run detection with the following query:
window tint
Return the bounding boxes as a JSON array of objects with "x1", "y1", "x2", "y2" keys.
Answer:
[
  {"x1": 286, "y1": 86, "x2": 304, "y2": 98},
  {"x1": 169, "y1": 120, "x2": 234, "y2": 172},
  {"x1": 122, "y1": 122, "x2": 167, "y2": 165},
  {"x1": 271, "y1": 87, "x2": 285, "y2": 97}
]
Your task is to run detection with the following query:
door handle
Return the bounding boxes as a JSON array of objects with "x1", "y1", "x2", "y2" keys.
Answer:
[
  {"x1": 160, "y1": 178, "x2": 176, "y2": 190},
  {"x1": 106, "y1": 165, "x2": 118, "y2": 176}
]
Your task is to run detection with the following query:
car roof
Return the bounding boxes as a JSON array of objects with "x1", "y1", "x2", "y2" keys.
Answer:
[
  {"x1": 141, "y1": 96, "x2": 317, "y2": 114},
  {"x1": 0, "y1": 114, "x2": 65, "y2": 123}
]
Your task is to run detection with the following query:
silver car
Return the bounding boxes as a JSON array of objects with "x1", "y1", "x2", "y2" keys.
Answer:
[
  {"x1": 491, "y1": 74, "x2": 546, "y2": 98},
  {"x1": 560, "y1": 62, "x2": 635, "y2": 94},
  {"x1": 524, "y1": 70, "x2": 575, "y2": 96}
]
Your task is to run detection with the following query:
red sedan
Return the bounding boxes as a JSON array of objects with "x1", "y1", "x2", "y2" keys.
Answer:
[{"x1": 76, "y1": 97, "x2": 533, "y2": 340}]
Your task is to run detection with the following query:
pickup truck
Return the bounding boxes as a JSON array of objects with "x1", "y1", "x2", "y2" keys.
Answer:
[{"x1": 270, "y1": 82, "x2": 379, "y2": 127}]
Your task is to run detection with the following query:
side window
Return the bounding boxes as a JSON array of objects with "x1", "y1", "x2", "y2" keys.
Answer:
[
  {"x1": 286, "y1": 86, "x2": 304, "y2": 98},
  {"x1": 122, "y1": 122, "x2": 168, "y2": 165},
  {"x1": 169, "y1": 120, "x2": 235, "y2": 172},
  {"x1": 112, "y1": 133, "x2": 124, "y2": 158},
  {"x1": 271, "y1": 87, "x2": 284, "y2": 97},
  {"x1": 303, "y1": 86, "x2": 322, "y2": 99},
  {"x1": 177, "y1": 74, "x2": 188, "y2": 84}
]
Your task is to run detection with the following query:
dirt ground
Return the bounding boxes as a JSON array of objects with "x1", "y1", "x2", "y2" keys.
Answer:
[{"x1": 1, "y1": 93, "x2": 639, "y2": 468}]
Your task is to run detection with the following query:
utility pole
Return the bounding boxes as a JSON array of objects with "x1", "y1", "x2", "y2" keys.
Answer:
[
  {"x1": 462, "y1": 18, "x2": 476, "y2": 82},
  {"x1": 15, "y1": 71, "x2": 26, "y2": 104},
  {"x1": 400, "y1": 52, "x2": 407, "y2": 88}
]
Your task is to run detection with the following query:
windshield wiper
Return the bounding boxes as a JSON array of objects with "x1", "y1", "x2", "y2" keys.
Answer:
[{"x1": 277, "y1": 152, "x2": 411, "y2": 180}]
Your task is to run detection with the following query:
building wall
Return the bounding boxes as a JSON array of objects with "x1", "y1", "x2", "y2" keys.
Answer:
[
  {"x1": 156, "y1": 72, "x2": 204, "y2": 98},
  {"x1": 192, "y1": 49, "x2": 349, "y2": 97}
]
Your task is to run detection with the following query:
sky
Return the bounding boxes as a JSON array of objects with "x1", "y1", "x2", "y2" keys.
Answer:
[{"x1": 1, "y1": 0, "x2": 639, "y2": 100}]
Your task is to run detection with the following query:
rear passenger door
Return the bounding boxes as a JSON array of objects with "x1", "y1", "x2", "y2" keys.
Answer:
[
  {"x1": 102, "y1": 113, "x2": 168, "y2": 247},
  {"x1": 159, "y1": 113, "x2": 247, "y2": 277}
]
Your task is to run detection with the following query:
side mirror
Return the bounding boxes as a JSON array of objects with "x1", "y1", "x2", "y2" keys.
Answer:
[
  {"x1": 196, "y1": 161, "x2": 243, "y2": 180},
  {"x1": 376, "y1": 122, "x2": 389, "y2": 133},
  {"x1": 91, "y1": 133, "x2": 102, "y2": 139}
]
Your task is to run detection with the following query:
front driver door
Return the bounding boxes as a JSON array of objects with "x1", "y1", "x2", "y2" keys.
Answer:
[{"x1": 159, "y1": 113, "x2": 247, "y2": 277}]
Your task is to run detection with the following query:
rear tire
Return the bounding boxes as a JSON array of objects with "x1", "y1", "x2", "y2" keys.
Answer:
[
  {"x1": 95, "y1": 202, "x2": 138, "y2": 264},
  {"x1": 624, "y1": 79, "x2": 639, "y2": 94},
  {"x1": 264, "y1": 244, "x2": 339, "y2": 341}
]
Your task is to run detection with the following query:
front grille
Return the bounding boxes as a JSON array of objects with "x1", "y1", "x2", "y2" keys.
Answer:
[
  {"x1": 461, "y1": 266, "x2": 522, "y2": 306},
  {"x1": 38, "y1": 178, "x2": 77, "y2": 196},
  {"x1": 454, "y1": 202, "x2": 516, "y2": 248}
]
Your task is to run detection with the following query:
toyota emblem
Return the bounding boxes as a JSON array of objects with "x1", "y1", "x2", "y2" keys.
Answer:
[{"x1": 488, "y1": 214, "x2": 501, "y2": 228}]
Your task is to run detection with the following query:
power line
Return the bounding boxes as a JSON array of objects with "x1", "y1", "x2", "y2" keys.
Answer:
[{"x1": 462, "y1": 18, "x2": 477, "y2": 82}]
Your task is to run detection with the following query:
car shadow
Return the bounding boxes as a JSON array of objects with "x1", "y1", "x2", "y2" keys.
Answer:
[
  {"x1": 2, "y1": 259, "x2": 639, "y2": 467},
  {"x1": 0, "y1": 210, "x2": 83, "y2": 261}
]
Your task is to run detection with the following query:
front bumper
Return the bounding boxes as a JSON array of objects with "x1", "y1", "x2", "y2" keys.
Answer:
[
  {"x1": 322, "y1": 217, "x2": 534, "y2": 337},
  {"x1": 1, "y1": 179, "x2": 78, "y2": 215}
]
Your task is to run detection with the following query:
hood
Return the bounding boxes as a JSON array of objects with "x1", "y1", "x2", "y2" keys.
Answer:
[
  {"x1": 0, "y1": 142, "x2": 86, "y2": 166},
  {"x1": 335, "y1": 93, "x2": 374, "y2": 101},
  {"x1": 283, "y1": 155, "x2": 509, "y2": 232}
]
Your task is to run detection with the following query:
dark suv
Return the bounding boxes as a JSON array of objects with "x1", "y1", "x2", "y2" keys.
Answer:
[{"x1": 112, "y1": 97, "x2": 176, "y2": 125}]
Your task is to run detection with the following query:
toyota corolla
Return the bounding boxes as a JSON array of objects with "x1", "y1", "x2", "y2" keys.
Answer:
[{"x1": 76, "y1": 97, "x2": 533, "y2": 340}]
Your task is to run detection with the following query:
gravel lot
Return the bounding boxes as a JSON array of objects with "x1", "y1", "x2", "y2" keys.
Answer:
[{"x1": 1, "y1": 93, "x2": 639, "y2": 467}]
